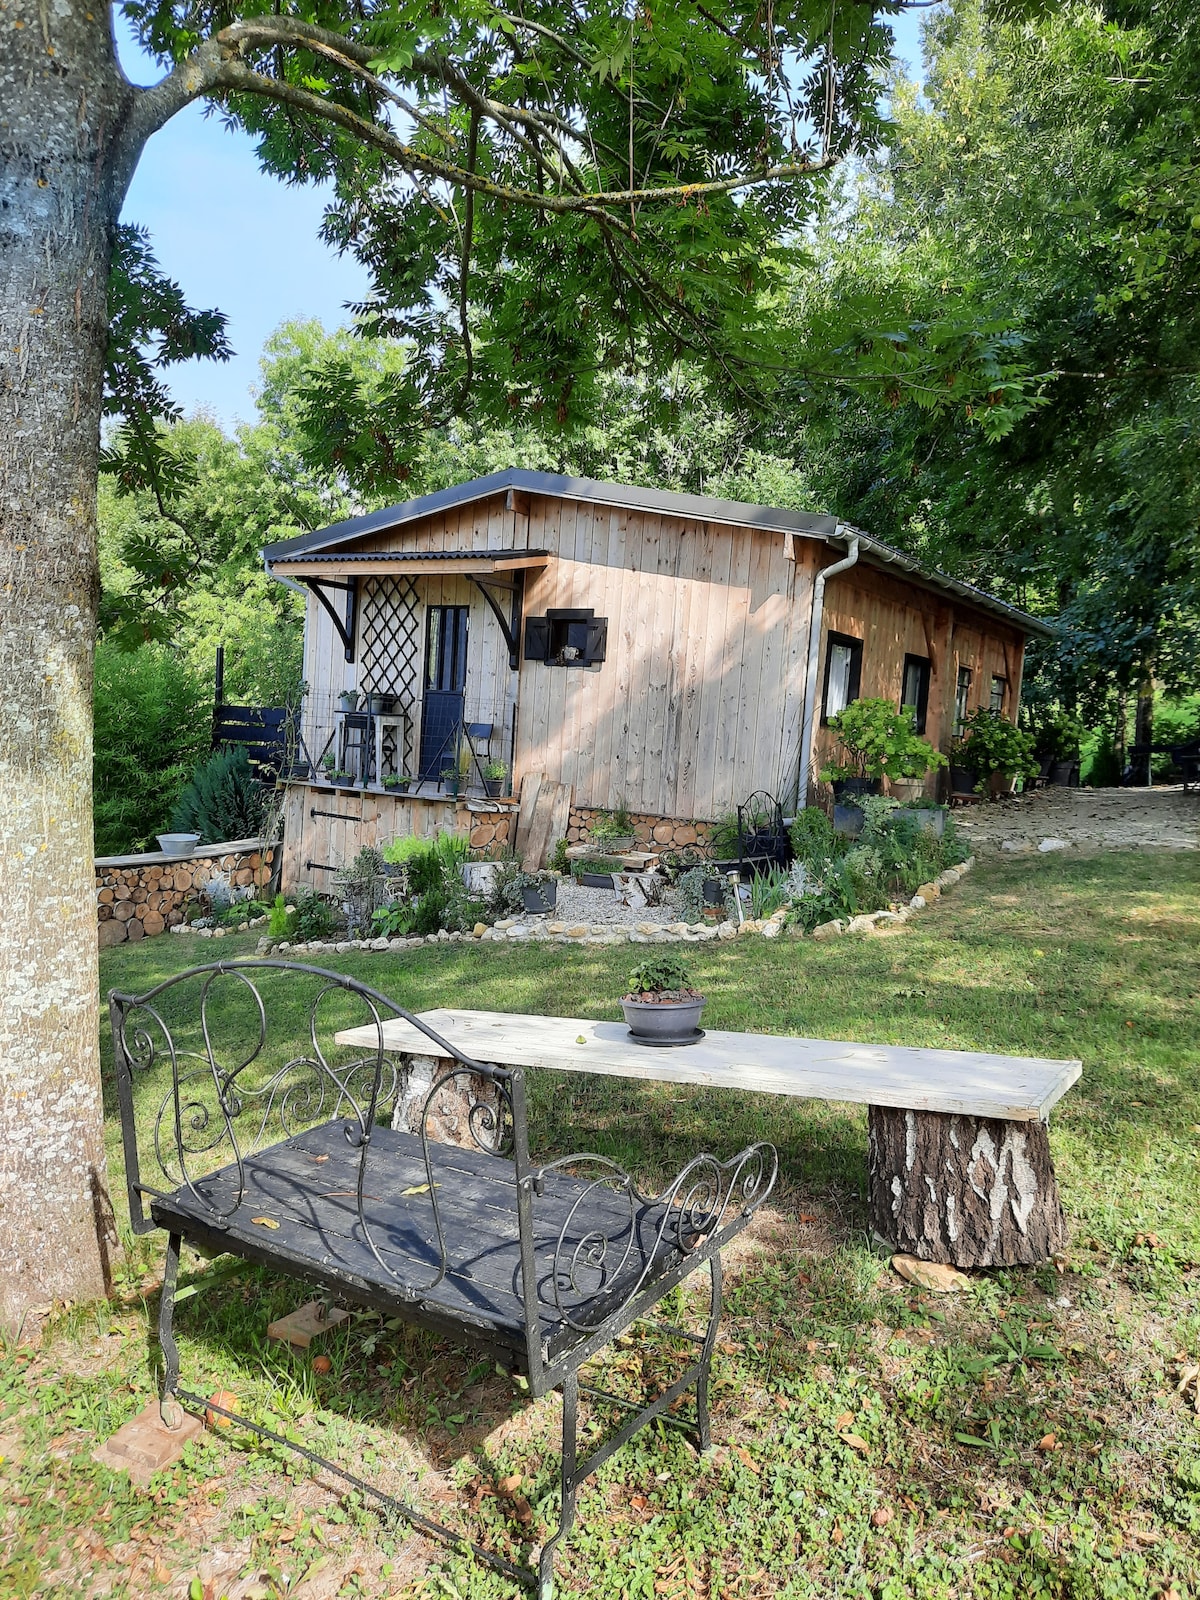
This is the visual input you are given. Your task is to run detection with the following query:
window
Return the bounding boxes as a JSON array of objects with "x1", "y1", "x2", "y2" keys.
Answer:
[
  {"x1": 954, "y1": 666, "x2": 973, "y2": 735},
  {"x1": 990, "y1": 675, "x2": 1007, "y2": 713},
  {"x1": 822, "y1": 632, "x2": 863, "y2": 722},
  {"x1": 523, "y1": 608, "x2": 608, "y2": 667},
  {"x1": 900, "y1": 654, "x2": 932, "y2": 733}
]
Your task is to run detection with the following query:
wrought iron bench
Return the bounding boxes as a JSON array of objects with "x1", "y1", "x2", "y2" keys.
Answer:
[{"x1": 109, "y1": 960, "x2": 776, "y2": 1597}]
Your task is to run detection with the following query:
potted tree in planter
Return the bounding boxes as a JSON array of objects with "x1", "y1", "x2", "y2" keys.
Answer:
[
  {"x1": 821, "y1": 699, "x2": 946, "y2": 832},
  {"x1": 621, "y1": 952, "x2": 707, "y2": 1045},
  {"x1": 482, "y1": 759, "x2": 508, "y2": 798},
  {"x1": 953, "y1": 708, "x2": 1039, "y2": 797}
]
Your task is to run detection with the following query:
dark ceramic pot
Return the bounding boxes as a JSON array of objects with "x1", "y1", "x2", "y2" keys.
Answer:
[
  {"x1": 521, "y1": 881, "x2": 557, "y2": 915},
  {"x1": 621, "y1": 994, "x2": 707, "y2": 1042},
  {"x1": 950, "y1": 765, "x2": 979, "y2": 795},
  {"x1": 833, "y1": 803, "x2": 864, "y2": 837},
  {"x1": 831, "y1": 777, "x2": 882, "y2": 801}
]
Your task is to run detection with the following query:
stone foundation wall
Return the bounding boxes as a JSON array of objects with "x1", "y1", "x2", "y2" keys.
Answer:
[
  {"x1": 96, "y1": 840, "x2": 277, "y2": 947},
  {"x1": 567, "y1": 807, "x2": 711, "y2": 851}
]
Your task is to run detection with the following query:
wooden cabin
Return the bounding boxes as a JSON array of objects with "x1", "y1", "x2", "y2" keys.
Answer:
[{"x1": 263, "y1": 470, "x2": 1052, "y2": 890}]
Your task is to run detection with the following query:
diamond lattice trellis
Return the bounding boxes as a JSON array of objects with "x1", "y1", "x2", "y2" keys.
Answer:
[{"x1": 360, "y1": 577, "x2": 421, "y2": 774}]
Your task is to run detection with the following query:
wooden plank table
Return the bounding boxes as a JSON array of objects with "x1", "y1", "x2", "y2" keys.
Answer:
[{"x1": 336, "y1": 1009, "x2": 1082, "y2": 1270}]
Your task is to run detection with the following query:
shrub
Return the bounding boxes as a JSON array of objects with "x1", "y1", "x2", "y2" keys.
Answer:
[
  {"x1": 170, "y1": 745, "x2": 270, "y2": 843},
  {"x1": 267, "y1": 893, "x2": 290, "y2": 938},
  {"x1": 93, "y1": 639, "x2": 211, "y2": 855},
  {"x1": 952, "y1": 708, "x2": 1039, "y2": 793},
  {"x1": 820, "y1": 698, "x2": 947, "y2": 784},
  {"x1": 292, "y1": 891, "x2": 340, "y2": 941},
  {"x1": 675, "y1": 865, "x2": 731, "y2": 923}
]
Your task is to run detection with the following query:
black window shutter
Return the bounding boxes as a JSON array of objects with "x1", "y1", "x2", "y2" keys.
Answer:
[
  {"x1": 584, "y1": 616, "x2": 608, "y2": 665},
  {"x1": 524, "y1": 616, "x2": 551, "y2": 663}
]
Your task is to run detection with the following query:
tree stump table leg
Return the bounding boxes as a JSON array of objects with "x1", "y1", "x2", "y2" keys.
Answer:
[{"x1": 867, "y1": 1106, "x2": 1067, "y2": 1269}]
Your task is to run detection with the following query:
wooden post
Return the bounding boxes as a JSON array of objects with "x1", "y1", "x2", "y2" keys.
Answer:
[{"x1": 867, "y1": 1106, "x2": 1067, "y2": 1269}]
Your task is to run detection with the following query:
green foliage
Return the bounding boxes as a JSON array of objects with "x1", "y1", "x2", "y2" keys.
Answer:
[
  {"x1": 821, "y1": 699, "x2": 948, "y2": 784},
  {"x1": 376, "y1": 831, "x2": 478, "y2": 934},
  {"x1": 706, "y1": 812, "x2": 742, "y2": 860},
  {"x1": 92, "y1": 639, "x2": 212, "y2": 856},
  {"x1": 571, "y1": 855, "x2": 627, "y2": 879},
  {"x1": 169, "y1": 745, "x2": 271, "y2": 844},
  {"x1": 626, "y1": 952, "x2": 695, "y2": 996},
  {"x1": 590, "y1": 808, "x2": 635, "y2": 847},
  {"x1": 952, "y1": 708, "x2": 1039, "y2": 792},
  {"x1": 675, "y1": 865, "x2": 731, "y2": 924},
  {"x1": 291, "y1": 890, "x2": 340, "y2": 942},
  {"x1": 267, "y1": 893, "x2": 290, "y2": 939},
  {"x1": 548, "y1": 838, "x2": 570, "y2": 875},
  {"x1": 789, "y1": 807, "x2": 837, "y2": 863},
  {"x1": 749, "y1": 866, "x2": 792, "y2": 920}
]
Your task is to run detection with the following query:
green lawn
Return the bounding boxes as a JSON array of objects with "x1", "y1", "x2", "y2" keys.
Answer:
[{"x1": 4, "y1": 850, "x2": 1199, "y2": 1598}]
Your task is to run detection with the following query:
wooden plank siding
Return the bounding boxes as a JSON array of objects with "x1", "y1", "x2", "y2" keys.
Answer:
[
  {"x1": 293, "y1": 490, "x2": 1029, "y2": 825},
  {"x1": 812, "y1": 561, "x2": 1027, "y2": 796}
]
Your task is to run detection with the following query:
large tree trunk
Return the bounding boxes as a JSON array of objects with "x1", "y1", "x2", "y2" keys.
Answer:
[
  {"x1": 0, "y1": 5, "x2": 137, "y2": 1326},
  {"x1": 867, "y1": 1106, "x2": 1067, "y2": 1269}
]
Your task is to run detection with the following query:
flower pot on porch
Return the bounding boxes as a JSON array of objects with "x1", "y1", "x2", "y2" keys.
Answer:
[
  {"x1": 483, "y1": 778, "x2": 504, "y2": 798},
  {"x1": 382, "y1": 778, "x2": 411, "y2": 795},
  {"x1": 366, "y1": 692, "x2": 395, "y2": 715},
  {"x1": 337, "y1": 691, "x2": 359, "y2": 713},
  {"x1": 950, "y1": 765, "x2": 979, "y2": 795}
]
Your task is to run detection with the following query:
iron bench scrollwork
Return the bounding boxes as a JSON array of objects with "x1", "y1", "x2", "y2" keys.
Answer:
[{"x1": 109, "y1": 960, "x2": 776, "y2": 1596}]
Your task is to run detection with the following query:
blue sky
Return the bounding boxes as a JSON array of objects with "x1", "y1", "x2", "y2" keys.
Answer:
[{"x1": 117, "y1": 8, "x2": 932, "y2": 428}]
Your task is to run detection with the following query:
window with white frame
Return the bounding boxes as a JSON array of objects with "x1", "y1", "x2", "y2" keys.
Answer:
[{"x1": 822, "y1": 633, "x2": 863, "y2": 722}]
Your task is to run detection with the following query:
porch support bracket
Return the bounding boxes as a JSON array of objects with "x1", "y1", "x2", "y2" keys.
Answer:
[
  {"x1": 304, "y1": 576, "x2": 358, "y2": 664},
  {"x1": 470, "y1": 574, "x2": 524, "y2": 670}
]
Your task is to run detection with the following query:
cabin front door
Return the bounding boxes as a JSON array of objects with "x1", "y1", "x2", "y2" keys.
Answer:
[{"x1": 419, "y1": 604, "x2": 469, "y2": 780}]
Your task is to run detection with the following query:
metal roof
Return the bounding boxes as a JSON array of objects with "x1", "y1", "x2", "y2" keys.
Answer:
[
  {"x1": 262, "y1": 467, "x2": 1055, "y2": 637},
  {"x1": 271, "y1": 548, "x2": 551, "y2": 564}
]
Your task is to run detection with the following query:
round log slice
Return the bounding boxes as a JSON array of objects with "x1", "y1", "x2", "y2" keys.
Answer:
[{"x1": 867, "y1": 1105, "x2": 1067, "y2": 1269}]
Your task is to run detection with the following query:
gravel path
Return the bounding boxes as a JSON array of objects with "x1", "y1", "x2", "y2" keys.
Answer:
[
  {"x1": 538, "y1": 879, "x2": 680, "y2": 927},
  {"x1": 953, "y1": 784, "x2": 1199, "y2": 852}
]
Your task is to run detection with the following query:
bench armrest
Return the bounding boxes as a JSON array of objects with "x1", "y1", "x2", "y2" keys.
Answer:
[{"x1": 531, "y1": 1142, "x2": 777, "y2": 1334}]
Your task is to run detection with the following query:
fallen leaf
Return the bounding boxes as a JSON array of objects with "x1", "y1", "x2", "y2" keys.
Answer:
[
  {"x1": 871, "y1": 1507, "x2": 892, "y2": 1528},
  {"x1": 1037, "y1": 1433, "x2": 1059, "y2": 1453},
  {"x1": 400, "y1": 1183, "x2": 441, "y2": 1196},
  {"x1": 831, "y1": 1524, "x2": 844, "y2": 1546},
  {"x1": 205, "y1": 1390, "x2": 238, "y2": 1429},
  {"x1": 307, "y1": 1155, "x2": 330, "y2": 1164},
  {"x1": 576, "y1": 1035, "x2": 588, "y2": 1044},
  {"x1": 311, "y1": 1355, "x2": 332, "y2": 1376},
  {"x1": 891, "y1": 1254, "x2": 971, "y2": 1293},
  {"x1": 250, "y1": 1216, "x2": 280, "y2": 1230},
  {"x1": 736, "y1": 1446, "x2": 760, "y2": 1474},
  {"x1": 805, "y1": 1340, "x2": 819, "y2": 1353},
  {"x1": 496, "y1": 1473, "x2": 523, "y2": 1495},
  {"x1": 511, "y1": 1495, "x2": 534, "y2": 1526},
  {"x1": 840, "y1": 1432, "x2": 870, "y2": 1455},
  {"x1": 834, "y1": 1411, "x2": 856, "y2": 1431},
  {"x1": 798, "y1": 1213, "x2": 819, "y2": 1224},
  {"x1": 630, "y1": 1494, "x2": 648, "y2": 1511}
]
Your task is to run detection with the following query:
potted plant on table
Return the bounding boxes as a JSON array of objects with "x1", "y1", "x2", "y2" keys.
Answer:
[
  {"x1": 621, "y1": 952, "x2": 707, "y2": 1045},
  {"x1": 821, "y1": 699, "x2": 946, "y2": 832},
  {"x1": 590, "y1": 802, "x2": 636, "y2": 854},
  {"x1": 571, "y1": 854, "x2": 627, "y2": 889},
  {"x1": 482, "y1": 759, "x2": 509, "y2": 798},
  {"x1": 953, "y1": 708, "x2": 1040, "y2": 797}
]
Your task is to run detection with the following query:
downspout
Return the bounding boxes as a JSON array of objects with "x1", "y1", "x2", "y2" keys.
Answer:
[{"x1": 797, "y1": 530, "x2": 860, "y2": 808}]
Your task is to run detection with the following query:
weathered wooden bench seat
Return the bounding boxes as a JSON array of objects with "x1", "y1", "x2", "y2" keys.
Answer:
[
  {"x1": 150, "y1": 1118, "x2": 688, "y2": 1366},
  {"x1": 110, "y1": 961, "x2": 775, "y2": 1597}
]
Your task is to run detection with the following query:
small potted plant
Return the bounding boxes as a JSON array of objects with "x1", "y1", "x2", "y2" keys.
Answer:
[
  {"x1": 317, "y1": 754, "x2": 337, "y2": 788},
  {"x1": 621, "y1": 952, "x2": 706, "y2": 1045},
  {"x1": 571, "y1": 854, "x2": 626, "y2": 888},
  {"x1": 332, "y1": 767, "x2": 356, "y2": 788},
  {"x1": 337, "y1": 689, "x2": 359, "y2": 713},
  {"x1": 441, "y1": 765, "x2": 462, "y2": 798},
  {"x1": 366, "y1": 690, "x2": 394, "y2": 715},
  {"x1": 518, "y1": 870, "x2": 557, "y2": 915},
  {"x1": 382, "y1": 773, "x2": 413, "y2": 794},
  {"x1": 590, "y1": 803, "x2": 636, "y2": 854},
  {"x1": 482, "y1": 759, "x2": 508, "y2": 798}
]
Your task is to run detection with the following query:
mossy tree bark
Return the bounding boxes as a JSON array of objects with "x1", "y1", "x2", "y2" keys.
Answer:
[{"x1": 867, "y1": 1106, "x2": 1068, "y2": 1269}]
